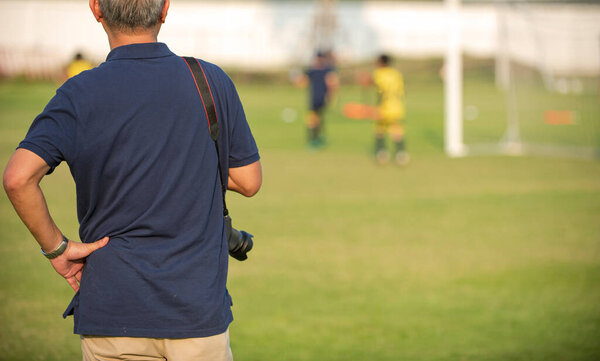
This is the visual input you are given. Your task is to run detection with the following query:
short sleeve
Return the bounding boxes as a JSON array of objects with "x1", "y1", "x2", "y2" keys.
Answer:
[
  {"x1": 225, "y1": 82, "x2": 259, "y2": 168},
  {"x1": 18, "y1": 89, "x2": 77, "y2": 174}
]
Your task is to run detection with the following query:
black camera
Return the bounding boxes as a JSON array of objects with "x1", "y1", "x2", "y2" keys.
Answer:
[{"x1": 224, "y1": 215, "x2": 253, "y2": 261}]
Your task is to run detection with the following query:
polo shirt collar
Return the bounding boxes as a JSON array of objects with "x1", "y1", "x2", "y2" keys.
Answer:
[{"x1": 106, "y1": 42, "x2": 174, "y2": 61}]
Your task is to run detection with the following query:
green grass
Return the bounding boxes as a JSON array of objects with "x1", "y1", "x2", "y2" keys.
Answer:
[{"x1": 1, "y1": 76, "x2": 599, "y2": 361}]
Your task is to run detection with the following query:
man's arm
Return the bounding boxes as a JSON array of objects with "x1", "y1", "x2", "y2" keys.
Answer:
[
  {"x1": 228, "y1": 160, "x2": 262, "y2": 197},
  {"x1": 3, "y1": 148, "x2": 108, "y2": 291}
]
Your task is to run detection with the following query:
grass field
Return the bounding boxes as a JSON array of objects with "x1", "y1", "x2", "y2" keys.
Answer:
[{"x1": 0, "y1": 75, "x2": 599, "y2": 361}]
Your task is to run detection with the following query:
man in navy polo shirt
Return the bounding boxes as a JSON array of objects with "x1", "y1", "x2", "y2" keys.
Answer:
[{"x1": 3, "y1": 0, "x2": 261, "y2": 359}]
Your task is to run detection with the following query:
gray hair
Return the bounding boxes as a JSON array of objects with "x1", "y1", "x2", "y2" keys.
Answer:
[{"x1": 98, "y1": 0, "x2": 166, "y2": 30}]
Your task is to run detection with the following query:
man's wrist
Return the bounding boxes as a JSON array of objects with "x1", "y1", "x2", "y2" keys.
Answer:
[{"x1": 41, "y1": 235, "x2": 69, "y2": 259}]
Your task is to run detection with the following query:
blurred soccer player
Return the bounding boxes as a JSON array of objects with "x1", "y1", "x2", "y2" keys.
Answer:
[
  {"x1": 65, "y1": 52, "x2": 94, "y2": 79},
  {"x1": 295, "y1": 50, "x2": 339, "y2": 149},
  {"x1": 369, "y1": 54, "x2": 408, "y2": 165}
]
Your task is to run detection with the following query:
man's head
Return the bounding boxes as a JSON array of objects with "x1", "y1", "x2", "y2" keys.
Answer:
[{"x1": 90, "y1": 0, "x2": 169, "y2": 36}]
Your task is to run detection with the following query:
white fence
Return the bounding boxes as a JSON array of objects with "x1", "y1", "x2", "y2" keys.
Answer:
[{"x1": 0, "y1": 1, "x2": 599, "y2": 76}]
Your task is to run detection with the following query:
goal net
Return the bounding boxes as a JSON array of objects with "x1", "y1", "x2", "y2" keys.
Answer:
[{"x1": 456, "y1": 1, "x2": 600, "y2": 159}]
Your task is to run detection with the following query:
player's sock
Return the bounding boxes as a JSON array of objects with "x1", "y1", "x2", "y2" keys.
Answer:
[
  {"x1": 307, "y1": 127, "x2": 316, "y2": 142},
  {"x1": 318, "y1": 123, "x2": 328, "y2": 146},
  {"x1": 308, "y1": 127, "x2": 322, "y2": 148},
  {"x1": 394, "y1": 139, "x2": 406, "y2": 153},
  {"x1": 375, "y1": 137, "x2": 389, "y2": 164},
  {"x1": 315, "y1": 123, "x2": 322, "y2": 143},
  {"x1": 394, "y1": 139, "x2": 409, "y2": 165},
  {"x1": 375, "y1": 137, "x2": 385, "y2": 154}
]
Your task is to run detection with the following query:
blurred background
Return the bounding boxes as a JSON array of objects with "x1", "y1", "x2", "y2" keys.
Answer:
[{"x1": 0, "y1": 0, "x2": 599, "y2": 360}]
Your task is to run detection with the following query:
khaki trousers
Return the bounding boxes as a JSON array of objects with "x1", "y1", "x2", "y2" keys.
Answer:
[{"x1": 81, "y1": 329, "x2": 233, "y2": 361}]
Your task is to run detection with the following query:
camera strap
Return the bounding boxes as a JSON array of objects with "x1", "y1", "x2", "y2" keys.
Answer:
[{"x1": 182, "y1": 56, "x2": 229, "y2": 217}]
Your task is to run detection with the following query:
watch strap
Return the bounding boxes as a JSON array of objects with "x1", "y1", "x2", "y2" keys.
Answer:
[{"x1": 41, "y1": 235, "x2": 69, "y2": 259}]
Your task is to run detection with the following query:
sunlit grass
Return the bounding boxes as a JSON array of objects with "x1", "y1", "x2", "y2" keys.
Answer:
[{"x1": 1, "y1": 77, "x2": 599, "y2": 361}]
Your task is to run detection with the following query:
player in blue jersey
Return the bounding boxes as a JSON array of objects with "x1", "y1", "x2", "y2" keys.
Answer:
[{"x1": 295, "y1": 51, "x2": 339, "y2": 148}]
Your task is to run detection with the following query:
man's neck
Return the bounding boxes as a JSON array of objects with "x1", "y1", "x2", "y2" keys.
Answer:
[{"x1": 106, "y1": 27, "x2": 160, "y2": 50}]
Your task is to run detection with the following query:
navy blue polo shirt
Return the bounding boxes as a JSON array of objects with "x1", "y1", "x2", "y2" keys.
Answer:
[
  {"x1": 305, "y1": 65, "x2": 335, "y2": 110},
  {"x1": 19, "y1": 43, "x2": 259, "y2": 338}
]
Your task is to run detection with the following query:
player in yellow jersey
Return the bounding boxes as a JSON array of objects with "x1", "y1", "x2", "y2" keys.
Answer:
[
  {"x1": 65, "y1": 53, "x2": 94, "y2": 79},
  {"x1": 372, "y1": 54, "x2": 408, "y2": 165}
]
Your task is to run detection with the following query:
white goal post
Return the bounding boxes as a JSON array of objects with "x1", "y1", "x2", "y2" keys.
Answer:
[
  {"x1": 444, "y1": 0, "x2": 600, "y2": 160},
  {"x1": 444, "y1": 0, "x2": 465, "y2": 157}
]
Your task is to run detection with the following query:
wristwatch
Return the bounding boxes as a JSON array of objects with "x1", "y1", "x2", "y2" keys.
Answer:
[{"x1": 41, "y1": 235, "x2": 69, "y2": 259}]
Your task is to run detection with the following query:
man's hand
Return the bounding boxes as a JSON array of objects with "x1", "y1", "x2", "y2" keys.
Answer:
[{"x1": 49, "y1": 237, "x2": 109, "y2": 292}]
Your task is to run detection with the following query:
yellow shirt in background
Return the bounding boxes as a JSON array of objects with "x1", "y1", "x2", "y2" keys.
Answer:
[
  {"x1": 67, "y1": 59, "x2": 94, "y2": 78},
  {"x1": 373, "y1": 66, "x2": 405, "y2": 122}
]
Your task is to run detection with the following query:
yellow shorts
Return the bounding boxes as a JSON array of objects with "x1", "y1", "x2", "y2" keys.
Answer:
[
  {"x1": 379, "y1": 99, "x2": 405, "y2": 122},
  {"x1": 375, "y1": 100, "x2": 405, "y2": 137}
]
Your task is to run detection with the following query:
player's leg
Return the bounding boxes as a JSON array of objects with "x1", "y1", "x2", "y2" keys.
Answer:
[
  {"x1": 307, "y1": 100, "x2": 327, "y2": 148},
  {"x1": 314, "y1": 106, "x2": 326, "y2": 146},
  {"x1": 374, "y1": 121, "x2": 389, "y2": 164},
  {"x1": 390, "y1": 121, "x2": 409, "y2": 166},
  {"x1": 305, "y1": 110, "x2": 321, "y2": 147}
]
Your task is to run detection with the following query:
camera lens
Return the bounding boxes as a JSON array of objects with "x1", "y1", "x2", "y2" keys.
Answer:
[
  {"x1": 228, "y1": 228, "x2": 253, "y2": 261},
  {"x1": 224, "y1": 215, "x2": 253, "y2": 261}
]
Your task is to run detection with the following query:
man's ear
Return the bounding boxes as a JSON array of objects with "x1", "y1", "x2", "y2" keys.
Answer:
[
  {"x1": 160, "y1": 0, "x2": 170, "y2": 24},
  {"x1": 89, "y1": 0, "x2": 103, "y2": 23}
]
